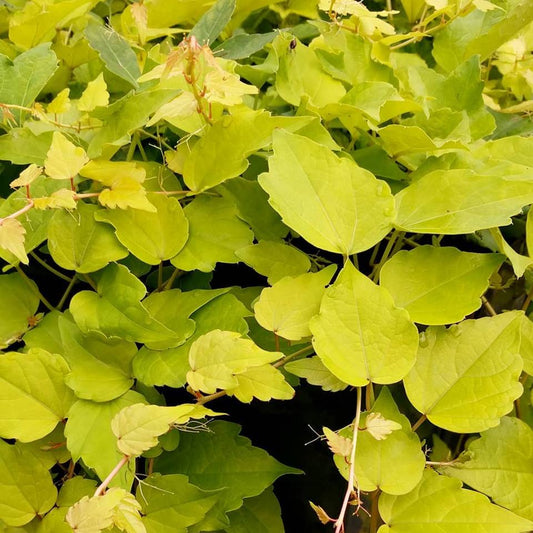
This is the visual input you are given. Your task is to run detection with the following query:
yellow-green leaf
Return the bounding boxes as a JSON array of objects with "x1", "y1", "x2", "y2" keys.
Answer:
[
  {"x1": 0, "y1": 217, "x2": 28, "y2": 264},
  {"x1": 10, "y1": 164, "x2": 42, "y2": 188},
  {"x1": 44, "y1": 132, "x2": 89, "y2": 181},
  {"x1": 77, "y1": 73, "x2": 109, "y2": 112}
]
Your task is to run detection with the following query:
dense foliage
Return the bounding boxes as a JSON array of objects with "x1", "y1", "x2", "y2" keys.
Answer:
[{"x1": 0, "y1": 0, "x2": 532, "y2": 531}]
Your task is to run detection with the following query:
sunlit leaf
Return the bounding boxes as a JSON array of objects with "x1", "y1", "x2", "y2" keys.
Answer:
[
  {"x1": 285, "y1": 356, "x2": 348, "y2": 392},
  {"x1": 33, "y1": 189, "x2": 77, "y2": 210},
  {"x1": 0, "y1": 217, "x2": 28, "y2": 264},
  {"x1": 77, "y1": 73, "x2": 109, "y2": 112},
  {"x1": 44, "y1": 132, "x2": 88, "y2": 181}
]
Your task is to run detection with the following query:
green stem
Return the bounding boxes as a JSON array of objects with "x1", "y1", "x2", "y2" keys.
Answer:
[
  {"x1": 481, "y1": 295, "x2": 497, "y2": 317},
  {"x1": 411, "y1": 413, "x2": 427, "y2": 432},
  {"x1": 372, "y1": 229, "x2": 400, "y2": 282},
  {"x1": 81, "y1": 273, "x2": 98, "y2": 291},
  {"x1": 30, "y1": 252, "x2": 73, "y2": 282},
  {"x1": 163, "y1": 267, "x2": 181, "y2": 290},
  {"x1": 273, "y1": 344, "x2": 314, "y2": 368},
  {"x1": 365, "y1": 383, "x2": 375, "y2": 410},
  {"x1": 57, "y1": 274, "x2": 77, "y2": 310},
  {"x1": 15, "y1": 264, "x2": 55, "y2": 312},
  {"x1": 158, "y1": 262, "x2": 164, "y2": 291}
]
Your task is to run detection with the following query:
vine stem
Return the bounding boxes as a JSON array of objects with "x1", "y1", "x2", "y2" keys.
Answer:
[
  {"x1": 30, "y1": 252, "x2": 73, "y2": 282},
  {"x1": 334, "y1": 387, "x2": 362, "y2": 533},
  {"x1": 481, "y1": 295, "x2": 497, "y2": 317},
  {"x1": 57, "y1": 274, "x2": 77, "y2": 310},
  {"x1": 93, "y1": 455, "x2": 129, "y2": 497},
  {"x1": 411, "y1": 413, "x2": 427, "y2": 432},
  {"x1": 273, "y1": 344, "x2": 314, "y2": 368},
  {"x1": 370, "y1": 489, "x2": 381, "y2": 533},
  {"x1": 521, "y1": 285, "x2": 533, "y2": 311},
  {"x1": 15, "y1": 264, "x2": 55, "y2": 312}
]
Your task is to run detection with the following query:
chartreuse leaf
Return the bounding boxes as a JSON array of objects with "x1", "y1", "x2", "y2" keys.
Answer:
[
  {"x1": 404, "y1": 312, "x2": 523, "y2": 433},
  {"x1": 65, "y1": 391, "x2": 146, "y2": 489},
  {"x1": 378, "y1": 469, "x2": 533, "y2": 533},
  {"x1": 112, "y1": 403, "x2": 220, "y2": 457},
  {"x1": 489, "y1": 228, "x2": 533, "y2": 278},
  {"x1": 190, "y1": 0, "x2": 236, "y2": 45},
  {"x1": 44, "y1": 132, "x2": 88, "y2": 181},
  {"x1": 0, "y1": 273, "x2": 39, "y2": 348},
  {"x1": 527, "y1": 207, "x2": 533, "y2": 258},
  {"x1": 77, "y1": 73, "x2": 109, "y2": 112},
  {"x1": 441, "y1": 417, "x2": 533, "y2": 520},
  {"x1": 187, "y1": 329, "x2": 283, "y2": 393},
  {"x1": 0, "y1": 348, "x2": 75, "y2": 442},
  {"x1": 520, "y1": 315, "x2": 533, "y2": 375},
  {"x1": 236, "y1": 240, "x2": 311, "y2": 284},
  {"x1": 0, "y1": 218, "x2": 27, "y2": 264},
  {"x1": 254, "y1": 265, "x2": 336, "y2": 341},
  {"x1": 0, "y1": 44, "x2": 57, "y2": 123},
  {"x1": 285, "y1": 356, "x2": 348, "y2": 392},
  {"x1": 48, "y1": 202, "x2": 128, "y2": 273},
  {"x1": 95, "y1": 193, "x2": 188, "y2": 265},
  {"x1": 334, "y1": 388, "x2": 425, "y2": 495},
  {"x1": 155, "y1": 420, "x2": 301, "y2": 513},
  {"x1": 380, "y1": 246, "x2": 504, "y2": 325},
  {"x1": 133, "y1": 292, "x2": 247, "y2": 387},
  {"x1": 85, "y1": 22, "x2": 140, "y2": 89},
  {"x1": 137, "y1": 474, "x2": 221, "y2": 533},
  {"x1": 0, "y1": 440, "x2": 57, "y2": 527},
  {"x1": 171, "y1": 196, "x2": 253, "y2": 272},
  {"x1": 259, "y1": 130, "x2": 394, "y2": 256},
  {"x1": 310, "y1": 261, "x2": 418, "y2": 386},
  {"x1": 69, "y1": 263, "x2": 179, "y2": 348}
]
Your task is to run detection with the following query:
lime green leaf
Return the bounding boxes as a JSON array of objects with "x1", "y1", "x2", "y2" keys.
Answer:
[
  {"x1": 310, "y1": 261, "x2": 418, "y2": 386},
  {"x1": 187, "y1": 329, "x2": 282, "y2": 393},
  {"x1": 10, "y1": 164, "x2": 42, "y2": 188},
  {"x1": 203, "y1": 65, "x2": 258, "y2": 106},
  {"x1": 254, "y1": 265, "x2": 336, "y2": 341},
  {"x1": 378, "y1": 469, "x2": 533, "y2": 533},
  {"x1": 48, "y1": 202, "x2": 128, "y2": 273},
  {"x1": 0, "y1": 217, "x2": 28, "y2": 264},
  {"x1": 64, "y1": 391, "x2": 145, "y2": 489},
  {"x1": 77, "y1": 73, "x2": 109, "y2": 112},
  {"x1": 146, "y1": 91, "x2": 197, "y2": 126},
  {"x1": 380, "y1": 246, "x2": 504, "y2": 325},
  {"x1": 112, "y1": 489, "x2": 145, "y2": 533},
  {"x1": 226, "y1": 364, "x2": 295, "y2": 402},
  {"x1": 520, "y1": 315, "x2": 533, "y2": 375},
  {"x1": 0, "y1": 440, "x2": 57, "y2": 527},
  {"x1": 47, "y1": 88, "x2": 70, "y2": 115},
  {"x1": 0, "y1": 129, "x2": 54, "y2": 165},
  {"x1": 259, "y1": 130, "x2": 394, "y2": 256},
  {"x1": 404, "y1": 312, "x2": 523, "y2": 433},
  {"x1": 137, "y1": 474, "x2": 221, "y2": 533},
  {"x1": 94, "y1": 194, "x2": 188, "y2": 265},
  {"x1": 441, "y1": 417, "x2": 533, "y2": 520},
  {"x1": 69, "y1": 263, "x2": 179, "y2": 348},
  {"x1": 0, "y1": 44, "x2": 57, "y2": 123},
  {"x1": 489, "y1": 228, "x2": 533, "y2": 278},
  {"x1": 112, "y1": 403, "x2": 219, "y2": 457},
  {"x1": 57, "y1": 477, "x2": 98, "y2": 508},
  {"x1": 57, "y1": 314, "x2": 137, "y2": 402},
  {"x1": 44, "y1": 132, "x2": 88, "y2": 181},
  {"x1": 0, "y1": 348, "x2": 75, "y2": 442},
  {"x1": 155, "y1": 420, "x2": 301, "y2": 513},
  {"x1": 394, "y1": 169, "x2": 533, "y2": 234},
  {"x1": 336, "y1": 388, "x2": 425, "y2": 495},
  {"x1": 236, "y1": 241, "x2": 311, "y2": 284},
  {"x1": 285, "y1": 356, "x2": 348, "y2": 392},
  {"x1": 85, "y1": 22, "x2": 140, "y2": 89},
  {"x1": 171, "y1": 196, "x2": 253, "y2": 272},
  {"x1": 399, "y1": 0, "x2": 425, "y2": 21},
  {"x1": 190, "y1": 0, "x2": 236, "y2": 45}
]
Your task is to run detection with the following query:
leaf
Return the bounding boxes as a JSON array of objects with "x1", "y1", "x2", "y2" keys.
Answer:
[
  {"x1": 489, "y1": 228, "x2": 533, "y2": 278},
  {"x1": 0, "y1": 348, "x2": 75, "y2": 442},
  {"x1": 285, "y1": 356, "x2": 348, "y2": 392},
  {"x1": 403, "y1": 312, "x2": 524, "y2": 433},
  {"x1": 0, "y1": 218, "x2": 28, "y2": 264},
  {"x1": 380, "y1": 246, "x2": 504, "y2": 325},
  {"x1": 47, "y1": 88, "x2": 70, "y2": 115},
  {"x1": 77, "y1": 73, "x2": 109, "y2": 112},
  {"x1": 190, "y1": 0, "x2": 236, "y2": 45},
  {"x1": 0, "y1": 43, "x2": 57, "y2": 123},
  {"x1": 85, "y1": 22, "x2": 140, "y2": 89},
  {"x1": 520, "y1": 315, "x2": 533, "y2": 375},
  {"x1": 214, "y1": 32, "x2": 276, "y2": 60},
  {"x1": 64, "y1": 391, "x2": 145, "y2": 489},
  {"x1": 441, "y1": 416, "x2": 533, "y2": 520},
  {"x1": 137, "y1": 474, "x2": 221, "y2": 533},
  {"x1": 94, "y1": 194, "x2": 188, "y2": 265},
  {"x1": 10, "y1": 164, "x2": 42, "y2": 188},
  {"x1": 394, "y1": 169, "x2": 533, "y2": 234},
  {"x1": 365, "y1": 413, "x2": 402, "y2": 441},
  {"x1": 323, "y1": 426, "x2": 352, "y2": 457},
  {"x1": 310, "y1": 261, "x2": 418, "y2": 386},
  {"x1": 309, "y1": 501, "x2": 333, "y2": 525},
  {"x1": 377, "y1": 469, "x2": 533, "y2": 533},
  {"x1": 33, "y1": 188, "x2": 77, "y2": 210},
  {"x1": 48, "y1": 202, "x2": 128, "y2": 273},
  {"x1": 236, "y1": 240, "x2": 310, "y2": 284},
  {"x1": 44, "y1": 132, "x2": 89, "y2": 181},
  {"x1": 112, "y1": 403, "x2": 219, "y2": 457},
  {"x1": 259, "y1": 130, "x2": 395, "y2": 256},
  {"x1": 187, "y1": 329, "x2": 283, "y2": 393},
  {"x1": 0, "y1": 440, "x2": 57, "y2": 527},
  {"x1": 154, "y1": 420, "x2": 301, "y2": 513},
  {"x1": 171, "y1": 196, "x2": 253, "y2": 272},
  {"x1": 69, "y1": 263, "x2": 179, "y2": 348},
  {"x1": 335, "y1": 388, "x2": 426, "y2": 495},
  {"x1": 254, "y1": 265, "x2": 336, "y2": 341}
]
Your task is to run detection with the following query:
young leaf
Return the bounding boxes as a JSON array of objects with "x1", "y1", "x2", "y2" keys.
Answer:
[
  {"x1": 77, "y1": 73, "x2": 109, "y2": 112},
  {"x1": 33, "y1": 188, "x2": 77, "y2": 210},
  {"x1": 47, "y1": 87, "x2": 70, "y2": 115},
  {"x1": 259, "y1": 130, "x2": 395, "y2": 256},
  {"x1": 187, "y1": 329, "x2": 283, "y2": 393},
  {"x1": 441, "y1": 417, "x2": 533, "y2": 520},
  {"x1": 112, "y1": 403, "x2": 220, "y2": 457},
  {"x1": 380, "y1": 246, "x2": 504, "y2": 325},
  {"x1": 190, "y1": 0, "x2": 236, "y2": 45},
  {"x1": 310, "y1": 261, "x2": 418, "y2": 386},
  {"x1": 285, "y1": 356, "x2": 348, "y2": 392},
  {"x1": 0, "y1": 348, "x2": 75, "y2": 442},
  {"x1": 323, "y1": 426, "x2": 352, "y2": 457},
  {"x1": 0, "y1": 440, "x2": 57, "y2": 527},
  {"x1": 378, "y1": 470, "x2": 533, "y2": 533},
  {"x1": 254, "y1": 265, "x2": 336, "y2": 341},
  {"x1": 404, "y1": 312, "x2": 523, "y2": 433},
  {"x1": 309, "y1": 501, "x2": 333, "y2": 525},
  {"x1": 44, "y1": 132, "x2": 89, "y2": 181},
  {"x1": 365, "y1": 413, "x2": 402, "y2": 441},
  {"x1": 10, "y1": 163, "x2": 42, "y2": 188}
]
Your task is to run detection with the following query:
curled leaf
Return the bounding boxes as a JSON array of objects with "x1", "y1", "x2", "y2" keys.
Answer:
[{"x1": 309, "y1": 501, "x2": 334, "y2": 524}]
